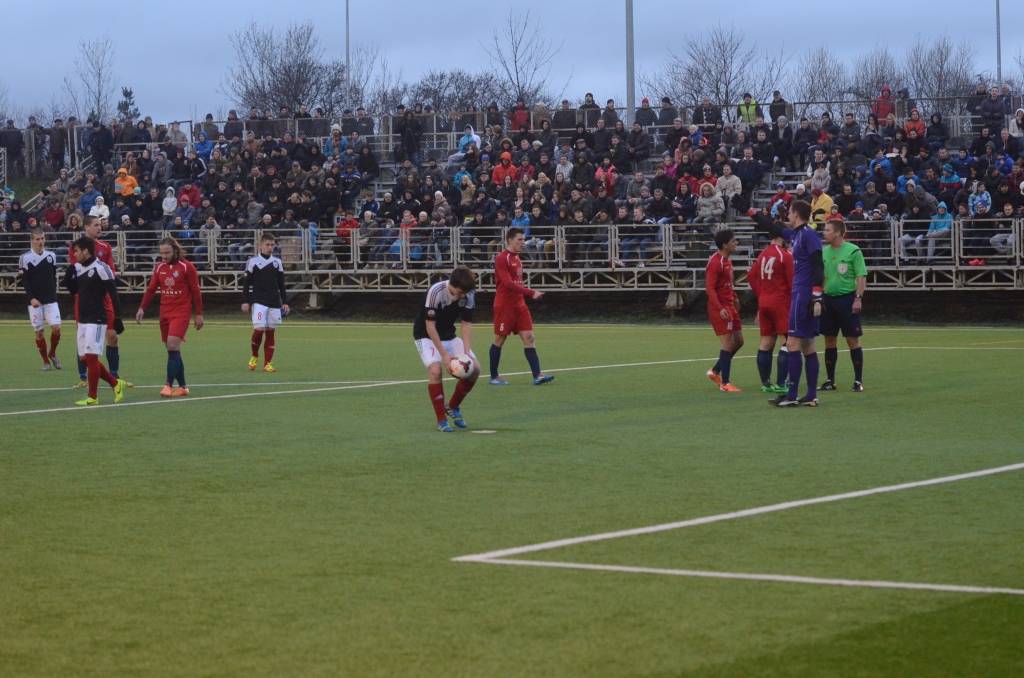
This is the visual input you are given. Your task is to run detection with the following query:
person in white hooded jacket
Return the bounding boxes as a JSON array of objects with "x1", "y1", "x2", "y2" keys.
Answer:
[{"x1": 446, "y1": 125, "x2": 482, "y2": 169}]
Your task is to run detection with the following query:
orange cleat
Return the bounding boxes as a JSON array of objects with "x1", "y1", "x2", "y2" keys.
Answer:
[
  {"x1": 170, "y1": 387, "x2": 190, "y2": 397},
  {"x1": 706, "y1": 369, "x2": 722, "y2": 386},
  {"x1": 719, "y1": 383, "x2": 742, "y2": 393},
  {"x1": 159, "y1": 385, "x2": 174, "y2": 398}
]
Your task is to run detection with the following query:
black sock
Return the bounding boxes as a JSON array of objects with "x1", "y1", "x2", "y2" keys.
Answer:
[
  {"x1": 851, "y1": 347, "x2": 863, "y2": 382},
  {"x1": 524, "y1": 347, "x2": 541, "y2": 378},
  {"x1": 825, "y1": 347, "x2": 838, "y2": 382},
  {"x1": 166, "y1": 351, "x2": 179, "y2": 385},
  {"x1": 106, "y1": 345, "x2": 120, "y2": 377},
  {"x1": 776, "y1": 348, "x2": 788, "y2": 386},
  {"x1": 718, "y1": 349, "x2": 732, "y2": 384},
  {"x1": 489, "y1": 344, "x2": 502, "y2": 380},
  {"x1": 77, "y1": 356, "x2": 87, "y2": 380},
  {"x1": 756, "y1": 349, "x2": 772, "y2": 385}
]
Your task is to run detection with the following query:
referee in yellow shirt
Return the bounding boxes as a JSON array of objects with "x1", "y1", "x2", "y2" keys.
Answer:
[{"x1": 820, "y1": 215, "x2": 867, "y2": 392}]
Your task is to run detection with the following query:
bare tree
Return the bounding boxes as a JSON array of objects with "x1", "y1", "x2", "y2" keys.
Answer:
[
  {"x1": 904, "y1": 36, "x2": 976, "y2": 117},
  {"x1": 61, "y1": 38, "x2": 117, "y2": 122},
  {"x1": 848, "y1": 46, "x2": 903, "y2": 102},
  {"x1": 641, "y1": 25, "x2": 789, "y2": 122},
  {"x1": 0, "y1": 80, "x2": 9, "y2": 121},
  {"x1": 410, "y1": 70, "x2": 504, "y2": 113},
  {"x1": 788, "y1": 46, "x2": 850, "y2": 120},
  {"x1": 484, "y1": 10, "x2": 564, "y2": 108},
  {"x1": 226, "y1": 22, "x2": 329, "y2": 113}
]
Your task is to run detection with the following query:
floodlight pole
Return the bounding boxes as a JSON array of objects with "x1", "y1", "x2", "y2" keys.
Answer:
[
  {"x1": 345, "y1": 0, "x2": 351, "y2": 78},
  {"x1": 995, "y1": 0, "x2": 1002, "y2": 83},
  {"x1": 625, "y1": 0, "x2": 635, "y2": 125}
]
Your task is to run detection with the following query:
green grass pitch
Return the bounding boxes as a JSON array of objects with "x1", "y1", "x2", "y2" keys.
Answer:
[{"x1": 1, "y1": 318, "x2": 1022, "y2": 677}]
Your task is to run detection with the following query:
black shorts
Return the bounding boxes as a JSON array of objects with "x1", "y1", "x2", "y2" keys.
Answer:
[{"x1": 820, "y1": 293, "x2": 863, "y2": 338}]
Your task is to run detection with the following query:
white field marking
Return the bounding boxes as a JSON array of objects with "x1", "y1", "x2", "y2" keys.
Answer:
[
  {"x1": 0, "y1": 380, "x2": 415, "y2": 417},
  {"x1": 476, "y1": 559, "x2": 1024, "y2": 597},
  {"x1": 885, "y1": 346, "x2": 1024, "y2": 351},
  {"x1": 453, "y1": 462, "x2": 1024, "y2": 562},
  {"x1": 0, "y1": 345, "x2": 980, "y2": 415},
  {"x1": 0, "y1": 380, "x2": 391, "y2": 393}
]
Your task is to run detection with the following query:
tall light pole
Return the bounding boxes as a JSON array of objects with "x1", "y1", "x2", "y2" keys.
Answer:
[
  {"x1": 996, "y1": 0, "x2": 1003, "y2": 83},
  {"x1": 345, "y1": 0, "x2": 351, "y2": 77},
  {"x1": 625, "y1": 0, "x2": 635, "y2": 125}
]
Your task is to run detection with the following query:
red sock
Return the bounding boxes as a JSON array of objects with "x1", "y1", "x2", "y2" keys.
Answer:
[
  {"x1": 428, "y1": 382, "x2": 447, "y2": 421},
  {"x1": 97, "y1": 358, "x2": 117, "y2": 387},
  {"x1": 251, "y1": 329, "x2": 264, "y2": 357},
  {"x1": 448, "y1": 377, "x2": 477, "y2": 409},
  {"x1": 49, "y1": 329, "x2": 61, "y2": 357},
  {"x1": 85, "y1": 354, "x2": 100, "y2": 398},
  {"x1": 264, "y1": 329, "x2": 276, "y2": 363},
  {"x1": 35, "y1": 335, "x2": 50, "y2": 364}
]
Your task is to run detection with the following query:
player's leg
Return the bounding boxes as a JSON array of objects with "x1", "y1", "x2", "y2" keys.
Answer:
[
  {"x1": 801, "y1": 337, "x2": 820, "y2": 405},
  {"x1": 489, "y1": 323, "x2": 509, "y2": 384},
  {"x1": 262, "y1": 307, "x2": 282, "y2": 371},
  {"x1": 521, "y1": 327, "x2": 554, "y2": 385},
  {"x1": 249, "y1": 304, "x2": 266, "y2": 370},
  {"x1": 756, "y1": 309, "x2": 777, "y2": 390},
  {"x1": 775, "y1": 333, "x2": 805, "y2": 404},
  {"x1": 819, "y1": 295, "x2": 840, "y2": 390},
  {"x1": 843, "y1": 301, "x2": 864, "y2": 390},
  {"x1": 77, "y1": 324, "x2": 119, "y2": 405},
  {"x1": 167, "y1": 334, "x2": 189, "y2": 396},
  {"x1": 105, "y1": 327, "x2": 120, "y2": 379},
  {"x1": 29, "y1": 306, "x2": 50, "y2": 368},
  {"x1": 718, "y1": 331, "x2": 743, "y2": 392},
  {"x1": 822, "y1": 335, "x2": 839, "y2": 389},
  {"x1": 417, "y1": 339, "x2": 452, "y2": 431},
  {"x1": 46, "y1": 304, "x2": 62, "y2": 369},
  {"x1": 34, "y1": 329, "x2": 51, "y2": 368},
  {"x1": 446, "y1": 340, "x2": 477, "y2": 428},
  {"x1": 775, "y1": 336, "x2": 789, "y2": 390}
]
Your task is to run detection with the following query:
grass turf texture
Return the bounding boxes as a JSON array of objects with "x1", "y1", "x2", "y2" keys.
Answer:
[{"x1": 1, "y1": 319, "x2": 1022, "y2": 677}]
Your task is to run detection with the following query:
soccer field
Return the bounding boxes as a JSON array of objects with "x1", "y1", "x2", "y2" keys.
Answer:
[{"x1": 1, "y1": 319, "x2": 1023, "y2": 677}]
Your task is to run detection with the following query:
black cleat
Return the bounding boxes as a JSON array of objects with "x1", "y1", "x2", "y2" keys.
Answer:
[
  {"x1": 851, "y1": 381, "x2": 864, "y2": 392},
  {"x1": 770, "y1": 394, "x2": 800, "y2": 407},
  {"x1": 820, "y1": 380, "x2": 837, "y2": 391},
  {"x1": 799, "y1": 395, "x2": 819, "y2": 407}
]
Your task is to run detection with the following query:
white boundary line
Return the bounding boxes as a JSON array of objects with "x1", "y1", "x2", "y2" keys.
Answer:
[
  {"x1": 453, "y1": 462, "x2": 1024, "y2": 597},
  {"x1": 0, "y1": 380, "x2": 390, "y2": 393}
]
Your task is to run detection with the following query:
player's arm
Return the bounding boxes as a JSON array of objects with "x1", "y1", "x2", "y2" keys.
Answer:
[
  {"x1": 460, "y1": 320, "x2": 473, "y2": 356},
  {"x1": 188, "y1": 262, "x2": 205, "y2": 329},
  {"x1": 853, "y1": 249, "x2": 867, "y2": 313},
  {"x1": 19, "y1": 257, "x2": 40, "y2": 307},
  {"x1": 747, "y1": 253, "x2": 761, "y2": 297},
  {"x1": 705, "y1": 262, "x2": 728, "y2": 319},
  {"x1": 104, "y1": 273, "x2": 125, "y2": 334},
  {"x1": 137, "y1": 266, "x2": 160, "y2": 322},
  {"x1": 276, "y1": 264, "x2": 290, "y2": 315},
  {"x1": 810, "y1": 250, "x2": 825, "y2": 317},
  {"x1": 496, "y1": 254, "x2": 539, "y2": 300},
  {"x1": 241, "y1": 263, "x2": 252, "y2": 312},
  {"x1": 63, "y1": 263, "x2": 78, "y2": 295}
]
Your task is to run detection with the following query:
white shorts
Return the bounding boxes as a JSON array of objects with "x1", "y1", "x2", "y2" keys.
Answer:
[
  {"x1": 414, "y1": 337, "x2": 477, "y2": 369},
  {"x1": 28, "y1": 302, "x2": 61, "y2": 331},
  {"x1": 77, "y1": 323, "x2": 107, "y2": 356},
  {"x1": 252, "y1": 303, "x2": 282, "y2": 329}
]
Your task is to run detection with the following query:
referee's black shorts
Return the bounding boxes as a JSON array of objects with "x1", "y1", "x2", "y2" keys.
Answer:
[{"x1": 820, "y1": 292, "x2": 863, "y2": 338}]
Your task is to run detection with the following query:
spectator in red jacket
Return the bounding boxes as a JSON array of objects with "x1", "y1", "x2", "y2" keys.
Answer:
[
  {"x1": 510, "y1": 99, "x2": 530, "y2": 132},
  {"x1": 872, "y1": 85, "x2": 894, "y2": 121},
  {"x1": 333, "y1": 209, "x2": 359, "y2": 265},
  {"x1": 492, "y1": 151, "x2": 520, "y2": 185}
]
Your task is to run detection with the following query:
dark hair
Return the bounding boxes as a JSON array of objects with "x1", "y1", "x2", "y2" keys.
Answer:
[
  {"x1": 790, "y1": 200, "x2": 811, "y2": 221},
  {"x1": 72, "y1": 236, "x2": 95, "y2": 256},
  {"x1": 714, "y1": 228, "x2": 735, "y2": 250},
  {"x1": 506, "y1": 227, "x2": 524, "y2": 241},
  {"x1": 449, "y1": 266, "x2": 477, "y2": 292}
]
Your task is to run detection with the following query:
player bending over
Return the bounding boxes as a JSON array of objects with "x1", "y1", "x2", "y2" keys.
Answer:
[
  {"x1": 136, "y1": 237, "x2": 205, "y2": 397},
  {"x1": 413, "y1": 267, "x2": 480, "y2": 432},
  {"x1": 19, "y1": 228, "x2": 63, "y2": 370},
  {"x1": 749, "y1": 224, "x2": 793, "y2": 393},
  {"x1": 705, "y1": 228, "x2": 744, "y2": 392},
  {"x1": 65, "y1": 236, "x2": 127, "y2": 406},
  {"x1": 242, "y1": 234, "x2": 289, "y2": 372},
  {"x1": 488, "y1": 227, "x2": 555, "y2": 386},
  {"x1": 771, "y1": 200, "x2": 823, "y2": 408},
  {"x1": 820, "y1": 216, "x2": 867, "y2": 392}
]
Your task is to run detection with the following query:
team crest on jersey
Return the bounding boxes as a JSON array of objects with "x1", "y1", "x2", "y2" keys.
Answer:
[
  {"x1": 164, "y1": 276, "x2": 176, "y2": 287},
  {"x1": 173, "y1": 270, "x2": 180, "y2": 278},
  {"x1": 838, "y1": 263, "x2": 849, "y2": 274}
]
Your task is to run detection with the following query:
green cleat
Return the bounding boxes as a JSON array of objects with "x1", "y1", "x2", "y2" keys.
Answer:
[
  {"x1": 74, "y1": 397, "x2": 99, "y2": 407},
  {"x1": 113, "y1": 378, "x2": 127, "y2": 404},
  {"x1": 771, "y1": 384, "x2": 789, "y2": 394}
]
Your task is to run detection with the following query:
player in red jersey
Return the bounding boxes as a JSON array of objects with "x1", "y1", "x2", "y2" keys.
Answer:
[
  {"x1": 136, "y1": 237, "x2": 205, "y2": 397},
  {"x1": 487, "y1": 227, "x2": 554, "y2": 386},
  {"x1": 749, "y1": 224, "x2": 794, "y2": 393},
  {"x1": 705, "y1": 228, "x2": 744, "y2": 392}
]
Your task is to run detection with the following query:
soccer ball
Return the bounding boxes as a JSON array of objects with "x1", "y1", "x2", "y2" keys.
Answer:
[{"x1": 449, "y1": 354, "x2": 477, "y2": 380}]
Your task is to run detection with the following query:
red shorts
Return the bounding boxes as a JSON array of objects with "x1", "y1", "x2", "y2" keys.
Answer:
[
  {"x1": 757, "y1": 303, "x2": 789, "y2": 337},
  {"x1": 493, "y1": 303, "x2": 533, "y2": 336},
  {"x1": 104, "y1": 297, "x2": 115, "y2": 329},
  {"x1": 710, "y1": 307, "x2": 742, "y2": 336},
  {"x1": 160, "y1": 315, "x2": 190, "y2": 343}
]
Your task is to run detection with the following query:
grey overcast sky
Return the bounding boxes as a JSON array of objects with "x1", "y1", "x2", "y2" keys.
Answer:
[{"x1": 4, "y1": 0, "x2": 1023, "y2": 121}]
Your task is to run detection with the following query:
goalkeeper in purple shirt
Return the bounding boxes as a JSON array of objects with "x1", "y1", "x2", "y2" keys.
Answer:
[{"x1": 770, "y1": 200, "x2": 824, "y2": 407}]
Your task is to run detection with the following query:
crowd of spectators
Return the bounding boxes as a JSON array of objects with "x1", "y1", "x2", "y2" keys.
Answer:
[{"x1": 1, "y1": 83, "x2": 1022, "y2": 271}]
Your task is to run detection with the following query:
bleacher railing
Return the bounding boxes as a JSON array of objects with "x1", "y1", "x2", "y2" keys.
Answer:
[{"x1": 3, "y1": 220, "x2": 1019, "y2": 294}]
